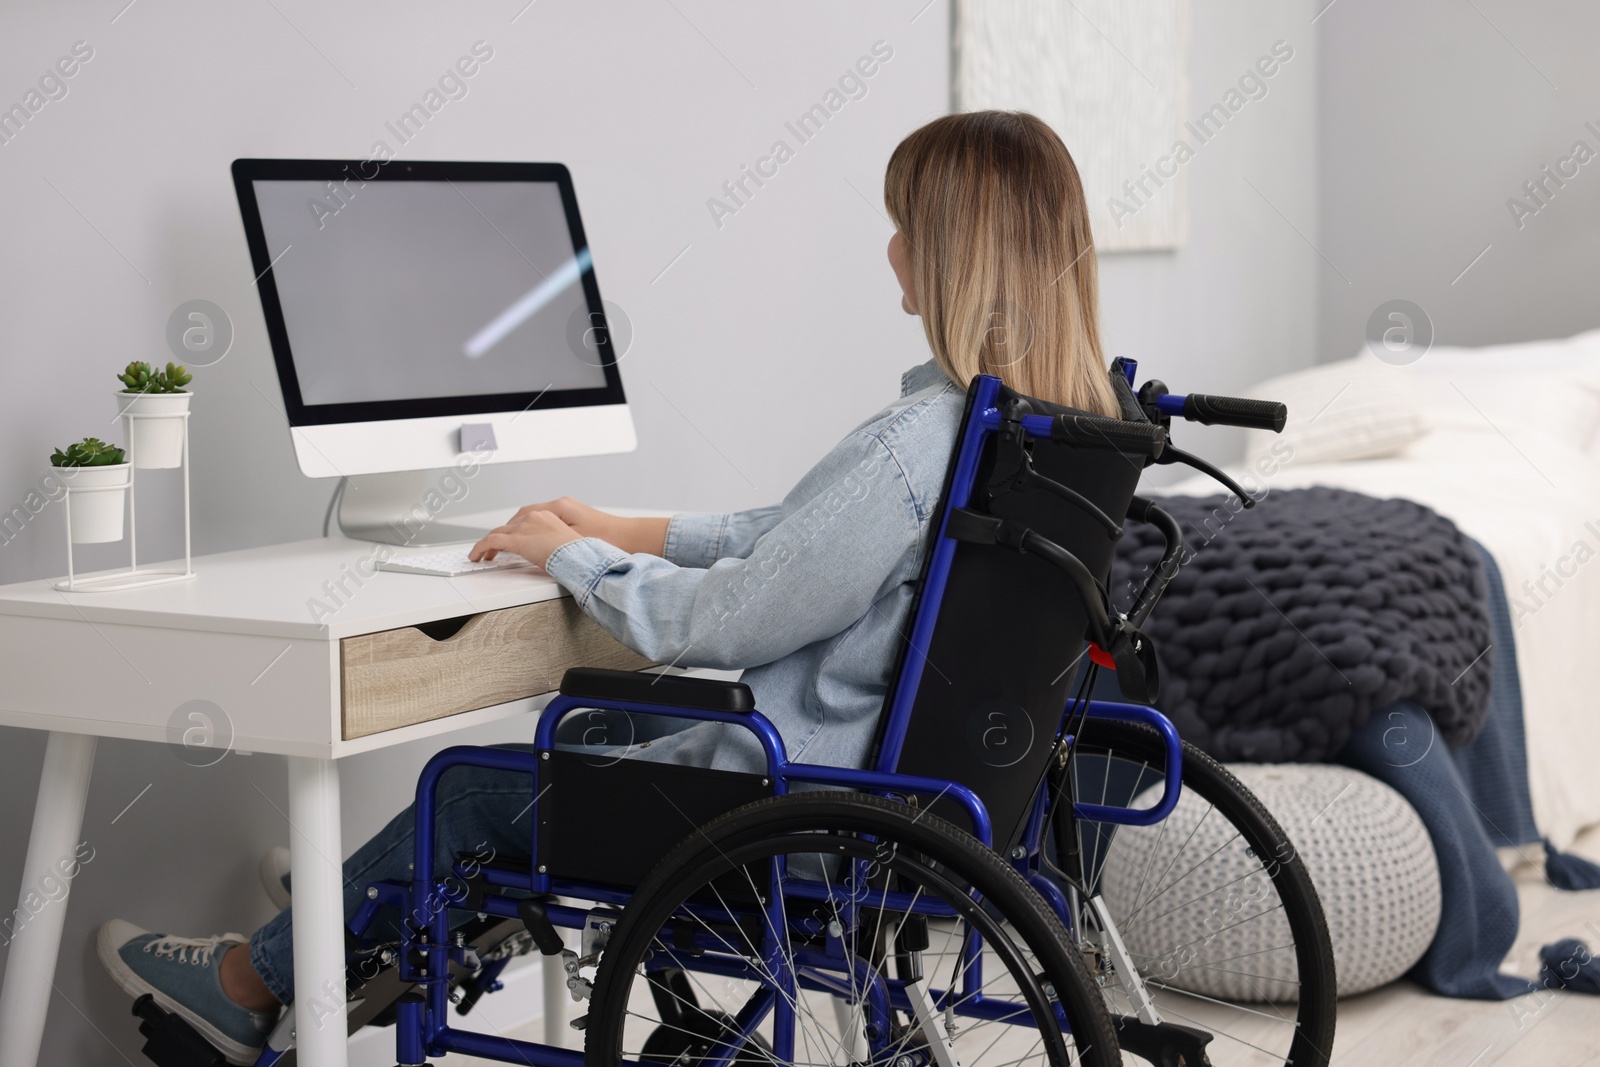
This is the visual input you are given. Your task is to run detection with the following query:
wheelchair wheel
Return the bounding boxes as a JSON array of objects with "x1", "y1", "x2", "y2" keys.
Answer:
[
  {"x1": 589, "y1": 791, "x2": 1121, "y2": 1067},
  {"x1": 1054, "y1": 720, "x2": 1337, "y2": 1067}
]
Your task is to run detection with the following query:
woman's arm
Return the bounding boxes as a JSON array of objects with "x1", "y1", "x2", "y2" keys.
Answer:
[
  {"x1": 661, "y1": 506, "x2": 784, "y2": 568},
  {"x1": 539, "y1": 435, "x2": 919, "y2": 670},
  {"x1": 474, "y1": 499, "x2": 784, "y2": 566}
]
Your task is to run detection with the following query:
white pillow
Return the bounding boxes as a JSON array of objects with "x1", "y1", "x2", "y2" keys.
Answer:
[
  {"x1": 1242, "y1": 360, "x2": 1429, "y2": 467},
  {"x1": 1242, "y1": 329, "x2": 1600, "y2": 468},
  {"x1": 1361, "y1": 335, "x2": 1600, "y2": 457}
]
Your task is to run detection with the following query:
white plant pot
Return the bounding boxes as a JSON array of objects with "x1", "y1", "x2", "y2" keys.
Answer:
[
  {"x1": 56, "y1": 463, "x2": 131, "y2": 544},
  {"x1": 116, "y1": 390, "x2": 190, "y2": 469}
]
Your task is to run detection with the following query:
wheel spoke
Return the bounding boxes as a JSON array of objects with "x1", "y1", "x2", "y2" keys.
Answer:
[
  {"x1": 1130, "y1": 861, "x2": 1274, "y2": 931},
  {"x1": 1082, "y1": 757, "x2": 1151, "y2": 895},
  {"x1": 1123, "y1": 805, "x2": 1221, "y2": 929}
]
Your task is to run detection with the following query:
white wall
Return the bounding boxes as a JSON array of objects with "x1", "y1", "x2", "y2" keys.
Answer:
[
  {"x1": 0, "y1": 2, "x2": 1318, "y2": 1063},
  {"x1": 1315, "y1": 0, "x2": 1600, "y2": 360},
  {"x1": 1098, "y1": 0, "x2": 1320, "y2": 471}
]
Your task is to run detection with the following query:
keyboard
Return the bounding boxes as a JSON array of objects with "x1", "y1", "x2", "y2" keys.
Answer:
[{"x1": 377, "y1": 546, "x2": 533, "y2": 577}]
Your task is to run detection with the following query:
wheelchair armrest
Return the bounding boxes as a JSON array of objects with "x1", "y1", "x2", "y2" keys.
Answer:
[{"x1": 559, "y1": 667, "x2": 755, "y2": 714}]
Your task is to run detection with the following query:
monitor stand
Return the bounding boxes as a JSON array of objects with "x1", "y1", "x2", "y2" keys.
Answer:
[{"x1": 336, "y1": 471, "x2": 491, "y2": 547}]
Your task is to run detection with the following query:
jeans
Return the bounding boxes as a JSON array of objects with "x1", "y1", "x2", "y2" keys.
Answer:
[
  {"x1": 247, "y1": 706, "x2": 707, "y2": 1004},
  {"x1": 248, "y1": 743, "x2": 542, "y2": 1004}
]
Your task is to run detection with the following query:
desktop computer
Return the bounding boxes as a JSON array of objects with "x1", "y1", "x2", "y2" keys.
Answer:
[{"x1": 231, "y1": 158, "x2": 635, "y2": 547}]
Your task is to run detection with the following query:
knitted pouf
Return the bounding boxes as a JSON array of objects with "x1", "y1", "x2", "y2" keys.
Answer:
[{"x1": 1099, "y1": 764, "x2": 1441, "y2": 1000}]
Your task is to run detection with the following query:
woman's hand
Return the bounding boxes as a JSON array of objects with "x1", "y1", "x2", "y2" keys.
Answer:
[
  {"x1": 468, "y1": 498, "x2": 670, "y2": 567},
  {"x1": 501, "y1": 498, "x2": 669, "y2": 556},
  {"x1": 469, "y1": 509, "x2": 583, "y2": 568}
]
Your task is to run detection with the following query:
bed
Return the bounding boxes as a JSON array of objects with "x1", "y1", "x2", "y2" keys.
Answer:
[{"x1": 1165, "y1": 326, "x2": 1600, "y2": 848}]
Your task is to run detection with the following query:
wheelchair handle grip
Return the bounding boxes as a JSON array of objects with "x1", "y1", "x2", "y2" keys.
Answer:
[
  {"x1": 1040, "y1": 413, "x2": 1167, "y2": 459},
  {"x1": 1156, "y1": 392, "x2": 1287, "y2": 433}
]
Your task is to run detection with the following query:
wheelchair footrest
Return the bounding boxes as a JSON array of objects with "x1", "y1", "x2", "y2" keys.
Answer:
[
  {"x1": 130, "y1": 994, "x2": 227, "y2": 1067},
  {"x1": 1113, "y1": 1014, "x2": 1214, "y2": 1067}
]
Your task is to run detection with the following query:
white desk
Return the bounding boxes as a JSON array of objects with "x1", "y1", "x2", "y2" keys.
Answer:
[{"x1": 0, "y1": 520, "x2": 649, "y2": 1067}]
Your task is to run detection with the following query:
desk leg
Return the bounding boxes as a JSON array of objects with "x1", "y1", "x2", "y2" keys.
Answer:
[
  {"x1": 0, "y1": 732, "x2": 97, "y2": 1067},
  {"x1": 286, "y1": 756, "x2": 348, "y2": 1067},
  {"x1": 543, "y1": 952, "x2": 566, "y2": 1046}
]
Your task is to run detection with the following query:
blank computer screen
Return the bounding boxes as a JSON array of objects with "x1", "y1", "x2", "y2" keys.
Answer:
[{"x1": 250, "y1": 179, "x2": 608, "y2": 407}]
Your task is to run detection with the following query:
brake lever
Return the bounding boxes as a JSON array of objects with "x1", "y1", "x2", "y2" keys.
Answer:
[{"x1": 1154, "y1": 442, "x2": 1259, "y2": 508}]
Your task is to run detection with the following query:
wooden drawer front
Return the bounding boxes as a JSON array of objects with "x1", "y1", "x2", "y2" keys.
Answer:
[{"x1": 340, "y1": 598, "x2": 651, "y2": 739}]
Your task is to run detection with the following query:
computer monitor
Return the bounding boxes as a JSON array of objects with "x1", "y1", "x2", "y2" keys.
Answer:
[{"x1": 231, "y1": 158, "x2": 634, "y2": 544}]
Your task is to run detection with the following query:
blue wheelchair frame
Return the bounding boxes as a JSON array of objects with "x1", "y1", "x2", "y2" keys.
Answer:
[{"x1": 362, "y1": 373, "x2": 1186, "y2": 1066}]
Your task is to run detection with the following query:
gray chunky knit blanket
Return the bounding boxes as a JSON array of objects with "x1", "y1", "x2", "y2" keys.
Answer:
[{"x1": 1108, "y1": 487, "x2": 1492, "y2": 762}]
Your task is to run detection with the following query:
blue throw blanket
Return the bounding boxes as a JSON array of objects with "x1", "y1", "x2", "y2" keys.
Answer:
[
  {"x1": 1339, "y1": 545, "x2": 1600, "y2": 999},
  {"x1": 1338, "y1": 700, "x2": 1533, "y2": 997}
]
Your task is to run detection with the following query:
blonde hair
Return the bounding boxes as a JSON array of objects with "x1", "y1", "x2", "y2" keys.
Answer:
[{"x1": 884, "y1": 111, "x2": 1119, "y2": 417}]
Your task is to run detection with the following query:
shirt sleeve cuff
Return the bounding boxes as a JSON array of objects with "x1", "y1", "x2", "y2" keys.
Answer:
[
  {"x1": 662, "y1": 512, "x2": 728, "y2": 569},
  {"x1": 543, "y1": 537, "x2": 630, "y2": 610}
]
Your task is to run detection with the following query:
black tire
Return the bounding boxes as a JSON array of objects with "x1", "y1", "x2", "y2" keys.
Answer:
[
  {"x1": 1057, "y1": 720, "x2": 1337, "y2": 1067},
  {"x1": 588, "y1": 791, "x2": 1123, "y2": 1067}
]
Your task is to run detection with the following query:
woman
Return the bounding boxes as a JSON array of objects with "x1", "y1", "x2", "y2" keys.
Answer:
[{"x1": 96, "y1": 109, "x2": 1122, "y2": 1065}]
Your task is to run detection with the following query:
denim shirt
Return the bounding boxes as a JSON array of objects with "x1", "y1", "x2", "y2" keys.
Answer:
[{"x1": 543, "y1": 360, "x2": 964, "y2": 773}]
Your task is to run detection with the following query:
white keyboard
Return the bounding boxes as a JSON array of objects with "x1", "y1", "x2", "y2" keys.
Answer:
[{"x1": 377, "y1": 546, "x2": 533, "y2": 577}]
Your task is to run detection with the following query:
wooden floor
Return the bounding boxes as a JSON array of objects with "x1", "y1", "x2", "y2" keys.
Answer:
[
  {"x1": 440, "y1": 826, "x2": 1600, "y2": 1066},
  {"x1": 1324, "y1": 824, "x2": 1600, "y2": 1067}
]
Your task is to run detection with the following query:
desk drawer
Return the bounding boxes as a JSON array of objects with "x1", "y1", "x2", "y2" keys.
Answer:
[{"x1": 340, "y1": 598, "x2": 651, "y2": 739}]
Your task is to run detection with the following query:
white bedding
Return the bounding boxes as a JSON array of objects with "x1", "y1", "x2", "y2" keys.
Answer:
[{"x1": 1162, "y1": 336, "x2": 1600, "y2": 848}]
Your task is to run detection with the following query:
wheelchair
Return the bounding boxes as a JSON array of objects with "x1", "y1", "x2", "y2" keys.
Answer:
[{"x1": 134, "y1": 361, "x2": 1337, "y2": 1067}]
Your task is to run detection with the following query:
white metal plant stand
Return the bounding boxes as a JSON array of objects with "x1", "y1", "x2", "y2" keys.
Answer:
[{"x1": 53, "y1": 406, "x2": 195, "y2": 592}]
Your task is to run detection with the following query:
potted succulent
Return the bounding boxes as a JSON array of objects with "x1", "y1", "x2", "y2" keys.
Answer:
[
  {"x1": 50, "y1": 437, "x2": 130, "y2": 543},
  {"x1": 116, "y1": 361, "x2": 193, "y2": 468}
]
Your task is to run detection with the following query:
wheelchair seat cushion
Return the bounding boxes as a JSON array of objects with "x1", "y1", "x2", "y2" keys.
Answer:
[
  {"x1": 1101, "y1": 763, "x2": 1442, "y2": 999},
  {"x1": 558, "y1": 667, "x2": 755, "y2": 714}
]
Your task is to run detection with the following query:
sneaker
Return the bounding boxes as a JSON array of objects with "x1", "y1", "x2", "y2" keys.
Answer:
[
  {"x1": 259, "y1": 846, "x2": 292, "y2": 911},
  {"x1": 97, "y1": 920, "x2": 274, "y2": 1066}
]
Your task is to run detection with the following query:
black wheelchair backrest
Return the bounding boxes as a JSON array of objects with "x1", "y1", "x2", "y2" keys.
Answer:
[{"x1": 870, "y1": 375, "x2": 1148, "y2": 850}]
